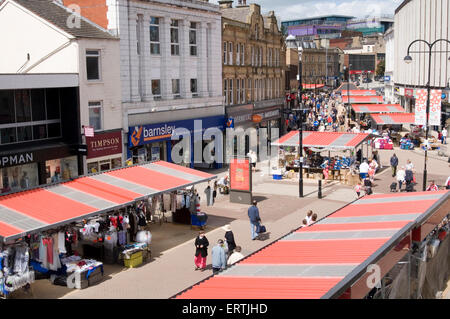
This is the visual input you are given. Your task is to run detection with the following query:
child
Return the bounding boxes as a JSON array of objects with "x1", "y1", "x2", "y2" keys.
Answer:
[
  {"x1": 305, "y1": 210, "x2": 313, "y2": 224},
  {"x1": 355, "y1": 182, "x2": 362, "y2": 198},
  {"x1": 300, "y1": 219, "x2": 308, "y2": 228}
]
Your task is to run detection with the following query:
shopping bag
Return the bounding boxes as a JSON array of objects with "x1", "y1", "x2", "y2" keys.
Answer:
[{"x1": 256, "y1": 225, "x2": 266, "y2": 234}]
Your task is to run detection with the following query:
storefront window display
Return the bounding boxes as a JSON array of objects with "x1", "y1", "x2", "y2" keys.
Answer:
[
  {"x1": 0, "y1": 163, "x2": 39, "y2": 193},
  {"x1": 45, "y1": 156, "x2": 78, "y2": 184},
  {"x1": 88, "y1": 157, "x2": 122, "y2": 174}
]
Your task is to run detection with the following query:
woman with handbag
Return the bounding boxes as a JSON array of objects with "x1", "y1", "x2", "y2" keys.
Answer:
[{"x1": 194, "y1": 231, "x2": 209, "y2": 271}]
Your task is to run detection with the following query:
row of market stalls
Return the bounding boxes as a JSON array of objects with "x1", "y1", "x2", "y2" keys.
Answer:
[
  {"x1": 0, "y1": 161, "x2": 215, "y2": 297},
  {"x1": 174, "y1": 190, "x2": 450, "y2": 299},
  {"x1": 270, "y1": 131, "x2": 372, "y2": 185}
]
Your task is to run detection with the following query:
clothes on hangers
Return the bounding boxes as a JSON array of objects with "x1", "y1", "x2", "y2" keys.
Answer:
[
  {"x1": 13, "y1": 245, "x2": 29, "y2": 275},
  {"x1": 163, "y1": 193, "x2": 171, "y2": 211},
  {"x1": 57, "y1": 231, "x2": 66, "y2": 254}
]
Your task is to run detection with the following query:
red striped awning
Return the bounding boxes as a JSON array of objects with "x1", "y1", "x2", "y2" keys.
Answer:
[
  {"x1": 352, "y1": 104, "x2": 405, "y2": 113},
  {"x1": 175, "y1": 191, "x2": 449, "y2": 299},
  {"x1": 341, "y1": 90, "x2": 376, "y2": 96},
  {"x1": 271, "y1": 131, "x2": 371, "y2": 150},
  {"x1": 370, "y1": 113, "x2": 415, "y2": 125},
  {"x1": 303, "y1": 83, "x2": 325, "y2": 89},
  {"x1": 342, "y1": 96, "x2": 383, "y2": 104},
  {"x1": 0, "y1": 161, "x2": 215, "y2": 242}
]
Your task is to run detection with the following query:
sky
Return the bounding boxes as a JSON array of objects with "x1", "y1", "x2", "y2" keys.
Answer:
[{"x1": 210, "y1": 0, "x2": 404, "y2": 21}]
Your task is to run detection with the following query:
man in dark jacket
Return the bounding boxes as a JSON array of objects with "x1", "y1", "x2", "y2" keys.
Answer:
[
  {"x1": 390, "y1": 154, "x2": 399, "y2": 177},
  {"x1": 248, "y1": 200, "x2": 261, "y2": 240},
  {"x1": 194, "y1": 231, "x2": 209, "y2": 271}
]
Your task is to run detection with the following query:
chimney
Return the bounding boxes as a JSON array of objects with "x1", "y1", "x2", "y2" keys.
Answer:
[{"x1": 218, "y1": 0, "x2": 233, "y2": 9}]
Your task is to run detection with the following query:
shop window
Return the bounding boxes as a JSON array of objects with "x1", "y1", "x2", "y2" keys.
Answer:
[
  {"x1": 87, "y1": 162, "x2": 99, "y2": 174},
  {"x1": 150, "y1": 17, "x2": 160, "y2": 55},
  {"x1": 1, "y1": 163, "x2": 39, "y2": 193},
  {"x1": 189, "y1": 22, "x2": 197, "y2": 56},
  {"x1": 33, "y1": 124, "x2": 47, "y2": 140},
  {"x1": 99, "y1": 160, "x2": 111, "y2": 172},
  {"x1": 170, "y1": 20, "x2": 180, "y2": 56},
  {"x1": 17, "y1": 126, "x2": 32, "y2": 142},
  {"x1": 47, "y1": 123, "x2": 61, "y2": 138},
  {"x1": 0, "y1": 128, "x2": 16, "y2": 144},
  {"x1": 15, "y1": 90, "x2": 31, "y2": 122},
  {"x1": 172, "y1": 79, "x2": 180, "y2": 98},
  {"x1": 45, "y1": 88, "x2": 60, "y2": 120},
  {"x1": 152, "y1": 79, "x2": 161, "y2": 99},
  {"x1": 86, "y1": 50, "x2": 101, "y2": 81},
  {"x1": 46, "y1": 156, "x2": 78, "y2": 184},
  {"x1": 0, "y1": 90, "x2": 15, "y2": 124},
  {"x1": 89, "y1": 101, "x2": 103, "y2": 131},
  {"x1": 111, "y1": 157, "x2": 122, "y2": 169}
]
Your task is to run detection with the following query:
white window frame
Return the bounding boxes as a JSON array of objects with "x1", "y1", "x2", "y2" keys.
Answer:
[
  {"x1": 259, "y1": 47, "x2": 262, "y2": 67},
  {"x1": 86, "y1": 50, "x2": 101, "y2": 81},
  {"x1": 224, "y1": 79, "x2": 228, "y2": 105},
  {"x1": 190, "y1": 78, "x2": 198, "y2": 97},
  {"x1": 241, "y1": 44, "x2": 245, "y2": 66},
  {"x1": 172, "y1": 79, "x2": 180, "y2": 98},
  {"x1": 223, "y1": 42, "x2": 227, "y2": 65},
  {"x1": 151, "y1": 79, "x2": 161, "y2": 99},
  {"x1": 88, "y1": 101, "x2": 103, "y2": 131},
  {"x1": 268, "y1": 48, "x2": 271, "y2": 67},
  {"x1": 251, "y1": 46, "x2": 254, "y2": 66},
  {"x1": 228, "y1": 79, "x2": 233, "y2": 105},
  {"x1": 228, "y1": 42, "x2": 233, "y2": 65},
  {"x1": 150, "y1": 17, "x2": 160, "y2": 55},
  {"x1": 236, "y1": 43, "x2": 240, "y2": 65},
  {"x1": 248, "y1": 78, "x2": 252, "y2": 101},
  {"x1": 241, "y1": 79, "x2": 245, "y2": 103},
  {"x1": 189, "y1": 22, "x2": 197, "y2": 56},
  {"x1": 170, "y1": 20, "x2": 180, "y2": 56}
]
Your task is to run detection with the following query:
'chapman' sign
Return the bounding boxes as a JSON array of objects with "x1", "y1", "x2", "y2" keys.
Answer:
[
  {"x1": 86, "y1": 131, "x2": 123, "y2": 159},
  {"x1": 0, "y1": 152, "x2": 34, "y2": 168}
]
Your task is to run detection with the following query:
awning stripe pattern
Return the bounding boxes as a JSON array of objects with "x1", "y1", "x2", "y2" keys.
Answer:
[
  {"x1": 175, "y1": 191, "x2": 449, "y2": 299},
  {"x1": 370, "y1": 113, "x2": 415, "y2": 125},
  {"x1": 341, "y1": 90, "x2": 376, "y2": 96},
  {"x1": 0, "y1": 161, "x2": 216, "y2": 242},
  {"x1": 342, "y1": 96, "x2": 383, "y2": 104},
  {"x1": 351, "y1": 104, "x2": 404, "y2": 113},
  {"x1": 271, "y1": 131, "x2": 370, "y2": 149}
]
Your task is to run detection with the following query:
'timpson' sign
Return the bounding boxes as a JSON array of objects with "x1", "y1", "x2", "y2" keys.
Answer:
[{"x1": 0, "y1": 153, "x2": 34, "y2": 168}]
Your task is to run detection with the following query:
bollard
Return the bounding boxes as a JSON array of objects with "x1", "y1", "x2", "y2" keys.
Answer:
[{"x1": 318, "y1": 179, "x2": 322, "y2": 199}]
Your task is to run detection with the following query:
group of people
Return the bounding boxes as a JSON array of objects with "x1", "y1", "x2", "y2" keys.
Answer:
[{"x1": 300, "y1": 210, "x2": 318, "y2": 228}]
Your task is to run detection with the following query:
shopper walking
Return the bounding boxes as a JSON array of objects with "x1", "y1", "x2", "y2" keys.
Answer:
[
  {"x1": 396, "y1": 166, "x2": 406, "y2": 191},
  {"x1": 222, "y1": 224, "x2": 236, "y2": 258},
  {"x1": 248, "y1": 200, "x2": 261, "y2": 240},
  {"x1": 194, "y1": 231, "x2": 209, "y2": 271},
  {"x1": 359, "y1": 159, "x2": 370, "y2": 180},
  {"x1": 442, "y1": 127, "x2": 447, "y2": 144},
  {"x1": 211, "y1": 239, "x2": 227, "y2": 274},
  {"x1": 390, "y1": 153, "x2": 399, "y2": 177},
  {"x1": 227, "y1": 246, "x2": 245, "y2": 265}
]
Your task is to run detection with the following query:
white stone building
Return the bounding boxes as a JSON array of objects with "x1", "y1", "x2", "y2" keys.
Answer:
[
  {"x1": 66, "y1": 0, "x2": 224, "y2": 168},
  {"x1": 394, "y1": 0, "x2": 450, "y2": 127},
  {"x1": 384, "y1": 26, "x2": 396, "y2": 104},
  {"x1": 0, "y1": 0, "x2": 123, "y2": 190}
]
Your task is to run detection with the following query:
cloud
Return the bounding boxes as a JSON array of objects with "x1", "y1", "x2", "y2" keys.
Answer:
[{"x1": 210, "y1": 0, "x2": 401, "y2": 21}]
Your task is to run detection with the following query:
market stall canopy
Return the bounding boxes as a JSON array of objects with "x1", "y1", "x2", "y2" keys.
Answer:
[
  {"x1": 342, "y1": 96, "x2": 383, "y2": 104},
  {"x1": 341, "y1": 90, "x2": 376, "y2": 96},
  {"x1": 271, "y1": 131, "x2": 371, "y2": 150},
  {"x1": 352, "y1": 104, "x2": 405, "y2": 113},
  {"x1": 174, "y1": 191, "x2": 449, "y2": 299},
  {"x1": 0, "y1": 161, "x2": 216, "y2": 242},
  {"x1": 370, "y1": 113, "x2": 415, "y2": 125},
  {"x1": 302, "y1": 83, "x2": 325, "y2": 89}
]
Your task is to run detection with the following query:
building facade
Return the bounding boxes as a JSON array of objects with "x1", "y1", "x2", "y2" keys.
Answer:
[
  {"x1": 0, "y1": 0, "x2": 123, "y2": 192},
  {"x1": 66, "y1": 0, "x2": 224, "y2": 168},
  {"x1": 220, "y1": 1, "x2": 286, "y2": 156},
  {"x1": 394, "y1": 0, "x2": 450, "y2": 128},
  {"x1": 384, "y1": 27, "x2": 396, "y2": 104}
]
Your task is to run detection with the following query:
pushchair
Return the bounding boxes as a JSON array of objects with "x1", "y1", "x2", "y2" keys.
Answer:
[{"x1": 390, "y1": 182, "x2": 397, "y2": 192}]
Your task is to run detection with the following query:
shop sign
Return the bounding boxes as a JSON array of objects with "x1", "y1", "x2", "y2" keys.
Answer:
[
  {"x1": 255, "y1": 109, "x2": 281, "y2": 121},
  {"x1": 405, "y1": 88, "x2": 414, "y2": 98},
  {"x1": 252, "y1": 114, "x2": 262, "y2": 123},
  {"x1": 384, "y1": 75, "x2": 391, "y2": 82},
  {"x1": 0, "y1": 152, "x2": 34, "y2": 168},
  {"x1": 86, "y1": 131, "x2": 122, "y2": 159},
  {"x1": 129, "y1": 115, "x2": 225, "y2": 147},
  {"x1": 226, "y1": 118, "x2": 235, "y2": 129}
]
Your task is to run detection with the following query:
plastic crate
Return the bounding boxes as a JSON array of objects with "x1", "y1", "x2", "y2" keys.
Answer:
[
  {"x1": 124, "y1": 251, "x2": 143, "y2": 268},
  {"x1": 273, "y1": 174, "x2": 282, "y2": 180}
]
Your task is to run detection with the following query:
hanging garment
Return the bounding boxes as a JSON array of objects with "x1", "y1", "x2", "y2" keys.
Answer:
[
  {"x1": 185, "y1": 194, "x2": 191, "y2": 208},
  {"x1": 122, "y1": 215, "x2": 130, "y2": 230},
  {"x1": 13, "y1": 246, "x2": 30, "y2": 275},
  {"x1": 48, "y1": 233, "x2": 61, "y2": 271},
  {"x1": 171, "y1": 193, "x2": 177, "y2": 212},
  {"x1": 65, "y1": 232, "x2": 73, "y2": 256},
  {"x1": 42, "y1": 237, "x2": 53, "y2": 266},
  {"x1": 163, "y1": 193, "x2": 171, "y2": 211},
  {"x1": 178, "y1": 194, "x2": 184, "y2": 209},
  {"x1": 104, "y1": 231, "x2": 118, "y2": 250},
  {"x1": 118, "y1": 230, "x2": 127, "y2": 246},
  {"x1": 138, "y1": 211, "x2": 147, "y2": 227},
  {"x1": 57, "y1": 231, "x2": 66, "y2": 254}
]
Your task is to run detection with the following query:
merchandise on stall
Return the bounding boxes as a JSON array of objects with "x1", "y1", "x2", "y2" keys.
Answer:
[{"x1": 374, "y1": 137, "x2": 394, "y2": 150}]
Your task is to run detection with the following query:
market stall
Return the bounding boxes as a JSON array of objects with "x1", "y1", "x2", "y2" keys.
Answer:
[
  {"x1": 271, "y1": 131, "x2": 372, "y2": 185},
  {"x1": 369, "y1": 113, "x2": 415, "y2": 149},
  {"x1": 341, "y1": 89, "x2": 376, "y2": 96},
  {"x1": 0, "y1": 161, "x2": 216, "y2": 297},
  {"x1": 342, "y1": 96, "x2": 384, "y2": 104}
]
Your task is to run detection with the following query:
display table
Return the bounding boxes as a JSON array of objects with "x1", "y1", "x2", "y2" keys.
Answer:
[{"x1": 63, "y1": 257, "x2": 104, "y2": 289}]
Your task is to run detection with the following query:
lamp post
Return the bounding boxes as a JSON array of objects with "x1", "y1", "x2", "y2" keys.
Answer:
[
  {"x1": 404, "y1": 39, "x2": 450, "y2": 191},
  {"x1": 298, "y1": 46, "x2": 304, "y2": 198}
]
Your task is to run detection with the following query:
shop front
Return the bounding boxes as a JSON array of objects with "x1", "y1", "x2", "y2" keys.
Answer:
[
  {"x1": 225, "y1": 104, "x2": 255, "y2": 158},
  {"x1": 128, "y1": 115, "x2": 225, "y2": 169},
  {"x1": 0, "y1": 145, "x2": 80, "y2": 193},
  {"x1": 253, "y1": 105, "x2": 283, "y2": 155},
  {"x1": 86, "y1": 130, "x2": 123, "y2": 174}
]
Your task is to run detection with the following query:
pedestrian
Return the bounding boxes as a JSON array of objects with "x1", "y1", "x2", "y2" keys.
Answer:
[
  {"x1": 355, "y1": 182, "x2": 362, "y2": 198},
  {"x1": 213, "y1": 181, "x2": 218, "y2": 202},
  {"x1": 442, "y1": 127, "x2": 447, "y2": 144},
  {"x1": 248, "y1": 200, "x2": 261, "y2": 240},
  {"x1": 445, "y1": 175, "x2": 450, "y2": 190},
  {"x1": 222, "y1": 224, "x2": 236, "y2": 257},
  {"x1": 426, "y1": 180, "x2": 439, "y2": 192},
  {"x1": 359, "y1": 159, "x2": 370, "y2": 180},
  {"x1": 390, "y1": 153, "x2": 398, "y2": 177},
  {"x1": 405, "y1": 160, "x2": 414, "y2": 185},
  {"x1": 300, "y1": 219, "x2": 308, "y2": 228},
  {"x1": 310, "y1": 213, "x2": 318, "y2": 225},
  {"x1": 364, "y1": 177, "x2": 373, "y2": 195},
  {"x1": 227, "y1": 246, "x2": 244, "y2": 265},
  {"x1": 396, "y1": 166, "x2": 406, "y2": 191},
  {"x1": 211, "y1": 239, "x2": 227, "y2": 274},
  {"x1": 305, "y1": 210, "x2": 313, "y2": 224},
  {"x1": 194, "y1": 231, "x2": 209, "y2": 271}
]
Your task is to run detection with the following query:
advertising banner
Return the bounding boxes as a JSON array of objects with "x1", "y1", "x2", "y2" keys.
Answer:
[
  {"x1": 429, "y1": 89, "x2": 442, "y2": 126},
  {"x1": 230, "y1": 158, "x2": 251, "y2": 192},
  {"x1": 86, "y1": 130, "x2": 122, "y2": 159},
  {"x1": 415, "y1": 89, "x2": 427, "y2": 126}
]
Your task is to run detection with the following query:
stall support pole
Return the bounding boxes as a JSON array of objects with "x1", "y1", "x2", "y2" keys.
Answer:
[
  {"x1": 318, "y1": 179, "x2": 322, "y2": 199},
  {"x1": 298, "y1": 50, "x2": 304, "y2": 198}
]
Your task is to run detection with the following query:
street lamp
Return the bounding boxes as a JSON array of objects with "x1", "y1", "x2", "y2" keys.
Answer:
[
  {"x1": 297, "y1": 46, "x2": 304, "y2": 198},
  {"x1": 404, "y1": 38, "x2": 450, "y2": 191}
]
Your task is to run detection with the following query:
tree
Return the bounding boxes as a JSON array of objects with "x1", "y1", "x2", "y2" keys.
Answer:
[{"x1": 376, "y1": 60, "x2": 385, "y2": 77}]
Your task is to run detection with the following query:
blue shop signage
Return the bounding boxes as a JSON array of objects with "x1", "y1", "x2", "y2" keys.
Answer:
[{"x1": 129, "y1": 115, "x2": 225, "y2": 148}]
